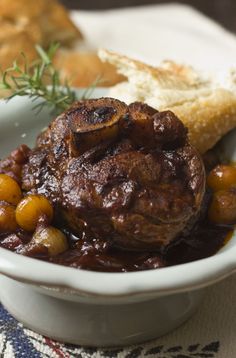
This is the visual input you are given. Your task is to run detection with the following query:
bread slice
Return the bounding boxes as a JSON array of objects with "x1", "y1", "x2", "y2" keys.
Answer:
[
  {"x1": 54, "y1": 50, "x2": 126, "y2": 88},
  {"x1": 0, "y1": 31, "x2": 38, "y2": 70},
  {"x1": 0, "y1": 0, "x2": 83, "y2": 50},
  {"x1": 0, "y1": 0, "x2": 84, "y2": 94},
  {"x1": 99, "y1": 49, "x2": 236, "y2": 153}
]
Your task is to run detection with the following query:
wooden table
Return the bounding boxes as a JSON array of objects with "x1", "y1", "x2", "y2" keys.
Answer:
[{"x1": 61, "y1": 0, "x2": 236, "y2": 33}]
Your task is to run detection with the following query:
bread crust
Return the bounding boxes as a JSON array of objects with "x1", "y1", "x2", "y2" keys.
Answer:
[
  {"x1": 0, "y1": 0, "x2": 83, "y2": 73},
  {"x1": 54, "y1": 50, "x2": 126, "y2": 88},
  {"x1": 0, "y1": 0, "x2": 82, "y2": 47},
  {"x1": 170, "y1": 90, "x2": 236, "y2": 153},
  {"x1": 0, "y1": 31, "x2": 38, "y2": 70},
  {"x1": 0, "y1": 1, "x2": 124, "y2": 89},
  {"x1": 99, "y1": 49, "x2": 236, "y2": 153}
]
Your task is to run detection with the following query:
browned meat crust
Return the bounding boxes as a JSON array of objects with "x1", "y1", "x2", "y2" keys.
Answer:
[
  {"x1": 16, "y1": 98, "x2": 205, "y2": 250},
  {"x1": 0, "y1": 145, "x2": 30, "y2": 183}
]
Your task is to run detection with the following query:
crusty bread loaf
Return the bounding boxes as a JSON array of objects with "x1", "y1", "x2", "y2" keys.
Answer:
[
  {"x1": 0, "y1": 31, "x2": 38, "y2": 71},
  {"x1": 0, "y1": 0, "x2": 83, "y2": 75},
  {"x1": 99, "y1": 49, "x2": 236, "y2": 153},
  {"x1": 0, "y1": 0, "x2": 83, "y2": 48},
  {"x1": 0, "y1": 1, "x2": 125, "y2": 90},
  {"x1": 54, "y1": 50, "x2": 126, "y2": 88}
]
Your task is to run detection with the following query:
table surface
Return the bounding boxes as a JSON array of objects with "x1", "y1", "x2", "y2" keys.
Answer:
[{"x1": 61, "y1": 0, "x2": 236, "y2": 33}]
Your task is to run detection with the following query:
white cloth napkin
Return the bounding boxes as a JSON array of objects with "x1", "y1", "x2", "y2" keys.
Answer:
[{"x1": 71, "y1": 3, "x2": 236, "y2": 72}]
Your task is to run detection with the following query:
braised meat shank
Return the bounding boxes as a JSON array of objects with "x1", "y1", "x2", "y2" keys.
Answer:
[{"x1": 18, "y1": 98, "x2": 205, "y2": 250}]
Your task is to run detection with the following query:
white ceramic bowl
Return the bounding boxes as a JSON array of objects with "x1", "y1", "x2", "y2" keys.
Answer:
[{"x1": 0, "y1": 92, "x2": 236, "y2": 347}]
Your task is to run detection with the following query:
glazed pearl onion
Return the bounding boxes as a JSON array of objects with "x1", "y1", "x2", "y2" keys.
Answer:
[
  {"x1": 0, "y1": 174, "x2": 22, "y2": 205},
  {"x1": 208, "y1": 189, "x2": 236, "y2": 224},
  {"x1": 33, "y1": 226, "x2": 68, "y2": 256},
  {"x1": 16, "y1": 194, "x2": 53, "y2": 231},
  {"x1": 207, "y1": 164, "x2": 236, "y2": 192},
  {"x1": 0, "y1": 202, "x2": 18, "y2": 233}
]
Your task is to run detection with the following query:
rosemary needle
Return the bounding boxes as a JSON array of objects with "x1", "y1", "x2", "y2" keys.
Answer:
[{"x1": 0, "y1": 43, "x2": 97, "y2": 116}]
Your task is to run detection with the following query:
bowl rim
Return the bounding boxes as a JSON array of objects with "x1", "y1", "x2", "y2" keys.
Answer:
[
  {"x1": 0, "y1": 244, "x2": 236, "y2": 297},
  {"x1": 0, "y1": 91, "x2": 236, "y2": 298}
]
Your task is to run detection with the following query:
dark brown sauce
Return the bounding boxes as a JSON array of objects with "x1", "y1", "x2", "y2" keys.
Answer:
[
  {"x1": 0, "y1": 216, "x2": 233, "y2": 272},
  {"x1": 49, "y1": 220, "x2": 233, "y2": 272},
  {"x1": 0, "y1": 143, "x2": 233, "y2": 272}
]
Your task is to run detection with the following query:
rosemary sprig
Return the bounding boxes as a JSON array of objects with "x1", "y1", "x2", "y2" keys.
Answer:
[{"x1": 0, "y1": 43, "x2": 92, "y2": 115}]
